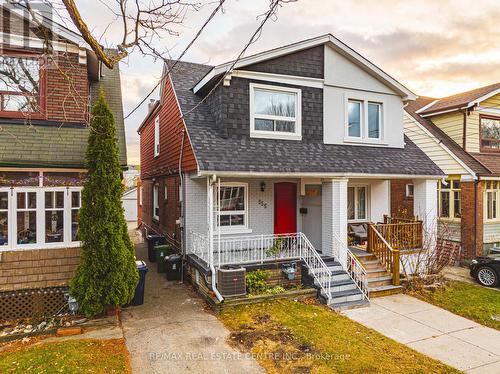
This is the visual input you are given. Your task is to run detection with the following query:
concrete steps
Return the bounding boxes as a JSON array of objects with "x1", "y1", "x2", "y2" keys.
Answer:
[{"x1": 308, "y1": 256, "x2": 369, "y2": 310}]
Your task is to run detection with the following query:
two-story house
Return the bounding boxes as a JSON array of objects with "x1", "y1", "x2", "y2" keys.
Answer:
[
  {"x1": 138, "y1": 34, "x2": 443, "y2": 308},
  {"x1": 0, "y1": 3, "x2": 126, "y2": 297},
  {"x1": 403, "y1": 84, "x2": 500, "y2": 261}
]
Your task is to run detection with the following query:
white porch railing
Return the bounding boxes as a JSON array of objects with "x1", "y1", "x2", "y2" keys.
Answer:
[
  {"x1": 190, "y1": 230, "x2": 210, "y2": 264},
  {"x1": 332, "y1": 232, "x2": 369, "y2": 299}
]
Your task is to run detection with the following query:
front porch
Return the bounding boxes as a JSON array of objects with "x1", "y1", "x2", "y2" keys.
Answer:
[{"x1": 184, "y1": 175, "x2": 437, "y2": 306}]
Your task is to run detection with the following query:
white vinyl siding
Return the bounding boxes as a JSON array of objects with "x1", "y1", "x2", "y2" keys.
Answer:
[{"x1": 403, "y1": 113, "x2": 470, "y2": 175}]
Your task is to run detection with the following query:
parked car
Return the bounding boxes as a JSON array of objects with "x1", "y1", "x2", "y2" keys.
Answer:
[{"x1": 470, "y1": 256, "x2": 500, "y2": 287}]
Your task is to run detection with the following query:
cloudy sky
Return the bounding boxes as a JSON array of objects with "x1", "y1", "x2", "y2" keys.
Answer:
[{"x1": 73, "y1": 0, "x2": 500, "y2": 165}]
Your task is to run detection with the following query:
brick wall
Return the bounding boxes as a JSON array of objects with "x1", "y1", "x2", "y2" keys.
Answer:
[
  {"x1": 461, "y1": 181, "x2": 484, "y2": 259},
  {"x1": 0, "y1": 248, "x2": 80, "y2": 291},
  {"x1": 390, "y1": 180, "x2": 414, "y2": 218},
  {"x1": 46, "y1": 52, "x2": 89, "y2": 123},
  {"x1": 140, "y1": 175, "x2": 182, "y2": 247}
]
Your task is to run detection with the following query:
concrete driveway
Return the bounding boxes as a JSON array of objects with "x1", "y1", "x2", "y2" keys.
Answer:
[
  {"x1": 343, "y1": 294, "x2": 500, "y2": 373},
  {"x1": 121, "y1": 243, "x2": 263, "y2": 374}
]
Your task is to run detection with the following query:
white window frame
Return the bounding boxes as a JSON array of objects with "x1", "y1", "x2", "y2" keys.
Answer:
[
  {"x1": 153, "y1": 183, "x2": 159, "y2": 220},
  {"x1": 164, "y1": 184, "x2": 168, "y2": 200},
  {"x1": 485, "y1": 181, "x2": 500, "y2": 222},
  {"x1": 367, "y1": 102, "x2": 382, "y2": 140},
  {"x1": 249, "y1": 83, "x2": 302, "y2": 140},
  {"x1": 154, "y1": 116, "x2": 160, "y2": 157},
  {"x1": 0, "y1": 186, "x2": 83, "y2": 251},
  {"x1": 344, "y1": 97, "x2": 384, "y2": 143},
  {"x1": 139, "y1": 186, "x2": 143, "y2": 206},
  {"x1": 70, "y1": 188, "x2": 82, "y2": 243},
  {"x1": 348, "y1": 185, "x2": 369, "y2": 222},
  {"x1": 216, "y1": 182, "x2": 249, "y2": 233},
  {"x1": 0, "y1": 188, "x2": 11, "y2": 248},
  {"x1": 406, "y1": 184, "x2": 414, "y2": 198}
]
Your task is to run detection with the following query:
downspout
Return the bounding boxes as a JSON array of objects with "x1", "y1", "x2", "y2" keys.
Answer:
[
  {"x1": 208, "y1": 176, "x2": 224, "y2": 302},
  {"x1": 179, "y1": 129, "x2": 185, "y2": 282}
]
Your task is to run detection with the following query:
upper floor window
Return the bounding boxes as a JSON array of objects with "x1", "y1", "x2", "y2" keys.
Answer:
[
  {"x1": 346, "y1": 99, "x2": 382, "y2": 141},
  {"x1": 485, "y1": 181, "x2": 499, "y2": 221},
  {"x1": 480, "y1": 115, "x2": 500, "y2": 152},
  {"x1": 0, "y1": 54, "x2": 44, "y2": 115},
  {"x1": 250, "y1": 83, "x2": 301, "y2": 140},
  {"x1": 438, "y1": 178, "x2": 461, "y2": 219},
  {"x1": 154, "y1": 116, "x2": 160, "y2": 157}
]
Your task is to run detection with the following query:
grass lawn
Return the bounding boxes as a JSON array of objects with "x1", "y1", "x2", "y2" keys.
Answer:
[
  {"x1": 0, "y1": 338, "x2": 131, "y2": 373},
  {"x1": 414, "y1": 281, "x2": 500, "y2": 331},
  {"x1": 219, "y1": 299, "x2": 459, "y2": 373}
]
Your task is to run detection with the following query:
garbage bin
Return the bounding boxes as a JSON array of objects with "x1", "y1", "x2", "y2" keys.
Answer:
[
  {"x1": 130, "y1": 261, "x2": 148, "y2": 306},
  {"x1": 165, "y1": 254, "x2": 182, "y2": 281},
  {"x1": 154, "y1": 245, "x2": 173, "y2": 273},
  {"x1": 146, "y1": 234, "x2": 166, "y2": 262}
]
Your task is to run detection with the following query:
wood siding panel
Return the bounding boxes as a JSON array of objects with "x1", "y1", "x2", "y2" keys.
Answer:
[
  {"x1": 430, "y1": 112, "x2": 464, "y2": 148},
  {"x1": 484, "y1": 222, "x2": 500, "y2": 243},
  {"x1": 140, "y1": 76, "x2": 197, "y2": 179},
  {"x1": 403, "y1": 113, "x2": 468, "y2": 175},
  {"x1": 465, "y1": 111, "x2": 480, "y2": 153}
]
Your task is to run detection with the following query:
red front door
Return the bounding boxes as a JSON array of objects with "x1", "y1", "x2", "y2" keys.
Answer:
[{"x1": 274, "y1": 182, "x2": 297, "y2": 234}]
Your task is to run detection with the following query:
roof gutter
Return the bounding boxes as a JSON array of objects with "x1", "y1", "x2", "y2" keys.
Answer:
[{"x1": 197, "y1": 170, "x2": 444, "y2": 180}]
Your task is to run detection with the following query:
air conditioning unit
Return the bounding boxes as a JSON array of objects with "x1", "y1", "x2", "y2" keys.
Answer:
[{"x1": 217, "y1": 266, "x2": 246, "y2": 297}]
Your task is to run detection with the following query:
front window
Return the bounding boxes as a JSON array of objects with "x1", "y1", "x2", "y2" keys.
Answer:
[
  {"x1": 485, "y1": 181, "x2": 499, "y2": 221},
  {"x1": 217, "y1": 184, "x2": 247, "y2": 229},
  {"x1": 250, "y1": 83, "x2": 301, "y2": 139},
  {"x1": 154, "y1": 116, "x2": 160, "y2": 157},
  {"x1": 346, "y1": 99, "x2": 383, "y2": 141},
  {"x1": 45, "y1": 191, "x2": 64, "y2": 243},
  {"x1": 438, "y1": 179, "x2": 461, "y2": 219},
  {"x1": 71, "y1": 191, "x2": 81, "y2": 241},
  {"x1": 0, "y1": 191, "x2": 8, "y2": 246},
  {"x1": 153, "y1": 184, "x2": 159, "y2": 219},
  {"x1": 348, "y1": 100, "x2": 362, "y2": 137},
  {"x1": 348, "y1": 186, "x2": 367, "y2": 221},
  {"x1": 16, "y1": 191, "x2": 37, "y2": 245},
  {"x1": 0, "y1": 54, "x2": 43, "y2": 114},
  {"x1": 480, "y1": 116, "x2": 500, "y2": 151}
]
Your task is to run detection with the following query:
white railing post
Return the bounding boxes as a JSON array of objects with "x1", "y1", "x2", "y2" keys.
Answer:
[{"x1": 260, "y1": 234, "x2": 264, "y2": 264}]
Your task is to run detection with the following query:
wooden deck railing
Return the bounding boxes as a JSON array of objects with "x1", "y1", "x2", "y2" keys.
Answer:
[
  {"x1": 376, "y1": 217, "x2": 423, "y2": 250},
  {"x1": 367, "y1": 225, "x2": 400, "y2": 286}
]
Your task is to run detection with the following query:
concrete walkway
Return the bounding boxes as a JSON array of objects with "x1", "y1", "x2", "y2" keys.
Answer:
[
  {"x1": 121, "y1": 242, "x2": 263, "y2": 374},
  {"x1": 343, "y1": 294, "x2": 500, "y2": 373}
]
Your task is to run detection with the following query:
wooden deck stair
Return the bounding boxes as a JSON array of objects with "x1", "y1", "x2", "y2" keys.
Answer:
[{"x1": 354, "y1": 251, "x2": 403, "y2": 297}]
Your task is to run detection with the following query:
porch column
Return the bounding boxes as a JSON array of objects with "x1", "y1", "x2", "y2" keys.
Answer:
[
  {"x1": 413, "y1": 179, "x2": 438, "y2": 249},
  {"x1": 322, "y1": 178, "x2": 348, "y2": 263}
]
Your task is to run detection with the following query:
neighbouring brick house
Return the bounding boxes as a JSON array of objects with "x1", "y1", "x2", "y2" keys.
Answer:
[
  {"x1": 402, "y1": 85, "x2": 500, "y2": 260},
  {"x1": 0, "y1": 3, "x2": 126, "y2": 292},
  {"x1": 139, "y1": 34, "x2": 444, "y2": 309}
]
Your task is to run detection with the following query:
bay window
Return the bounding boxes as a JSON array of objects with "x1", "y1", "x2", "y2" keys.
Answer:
[
  {"x1": 480, "y1": 115, "x2": 500, "y2": 151},
  {"x1": 217, "y1": 183, "x2": 247, "y2": 230},
  {"x1": 250, "y1": 83, "x2": 301, "y2": 140},
  {"x1": 438, "y1": 179, "x2": 461, "y2": 219},
  {"x1": 348, "y1": 186, "x2": 368, "y2": 221},
  {"x1": 485, "y1": 181, "x2": 499, "y2": 221},
  {"x1": 0, "y1": 187, "x2": 82, "y2": 250},
  {"x1": 346, "y1": 99, "x2": 383, "y2": 141},
  {"x1": 0, "y1": 54, "x2": 44, "y2": 115}
]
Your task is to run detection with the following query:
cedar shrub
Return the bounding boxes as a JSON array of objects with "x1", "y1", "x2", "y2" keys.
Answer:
[{"x1": 70, "y1": 89, "x2": 138, "y2": 316}]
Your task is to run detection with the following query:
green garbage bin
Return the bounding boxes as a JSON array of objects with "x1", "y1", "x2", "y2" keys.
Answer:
[{"x1": 154, "y1": 245, "x2": 173, "y2": 273}]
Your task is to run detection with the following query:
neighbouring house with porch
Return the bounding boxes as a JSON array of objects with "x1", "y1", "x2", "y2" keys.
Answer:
[
  {"x1": 402, "y1": 84, "x2": 500, "y2": 260},
  {"x1": 138, "y1": 34, "x2": 444, "y2": 309},
  {"x1": 0, "y1": 2, "x2": 126, "y2": 308}
]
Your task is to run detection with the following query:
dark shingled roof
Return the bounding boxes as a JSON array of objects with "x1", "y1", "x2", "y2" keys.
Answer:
[
  {"x1": 170, "y1": 61, "x2": 443, "y2": 176},
  {"x1": 420, "y1": 83, "x2": 500, "y2": 115}
]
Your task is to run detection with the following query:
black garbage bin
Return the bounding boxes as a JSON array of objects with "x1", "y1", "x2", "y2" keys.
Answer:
[
  {"x1": 130, "y1": 261, "x2": 148, "y2": 306},
  {"x1": 165, "y1": 254, "x2": 182, "y2": 281},
  {"x1": 154, "y1": 245, "x2": 173, "y2": 273},
  {"x1": 146, "y1": 234, "x2": 166, "y2": 262}
]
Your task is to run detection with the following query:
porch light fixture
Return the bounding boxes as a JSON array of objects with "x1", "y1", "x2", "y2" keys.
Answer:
[{"x1": 260, "y1": 181, "x2": 266, "y2": 192}]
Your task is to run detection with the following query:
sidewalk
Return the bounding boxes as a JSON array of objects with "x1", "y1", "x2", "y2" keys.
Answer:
[
  {"x1": 120, "y1": 242, "x2": 263, "y2": 374},
  {"x1": 343, "y1": 294, "x2": 500, "y2": 373}
]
